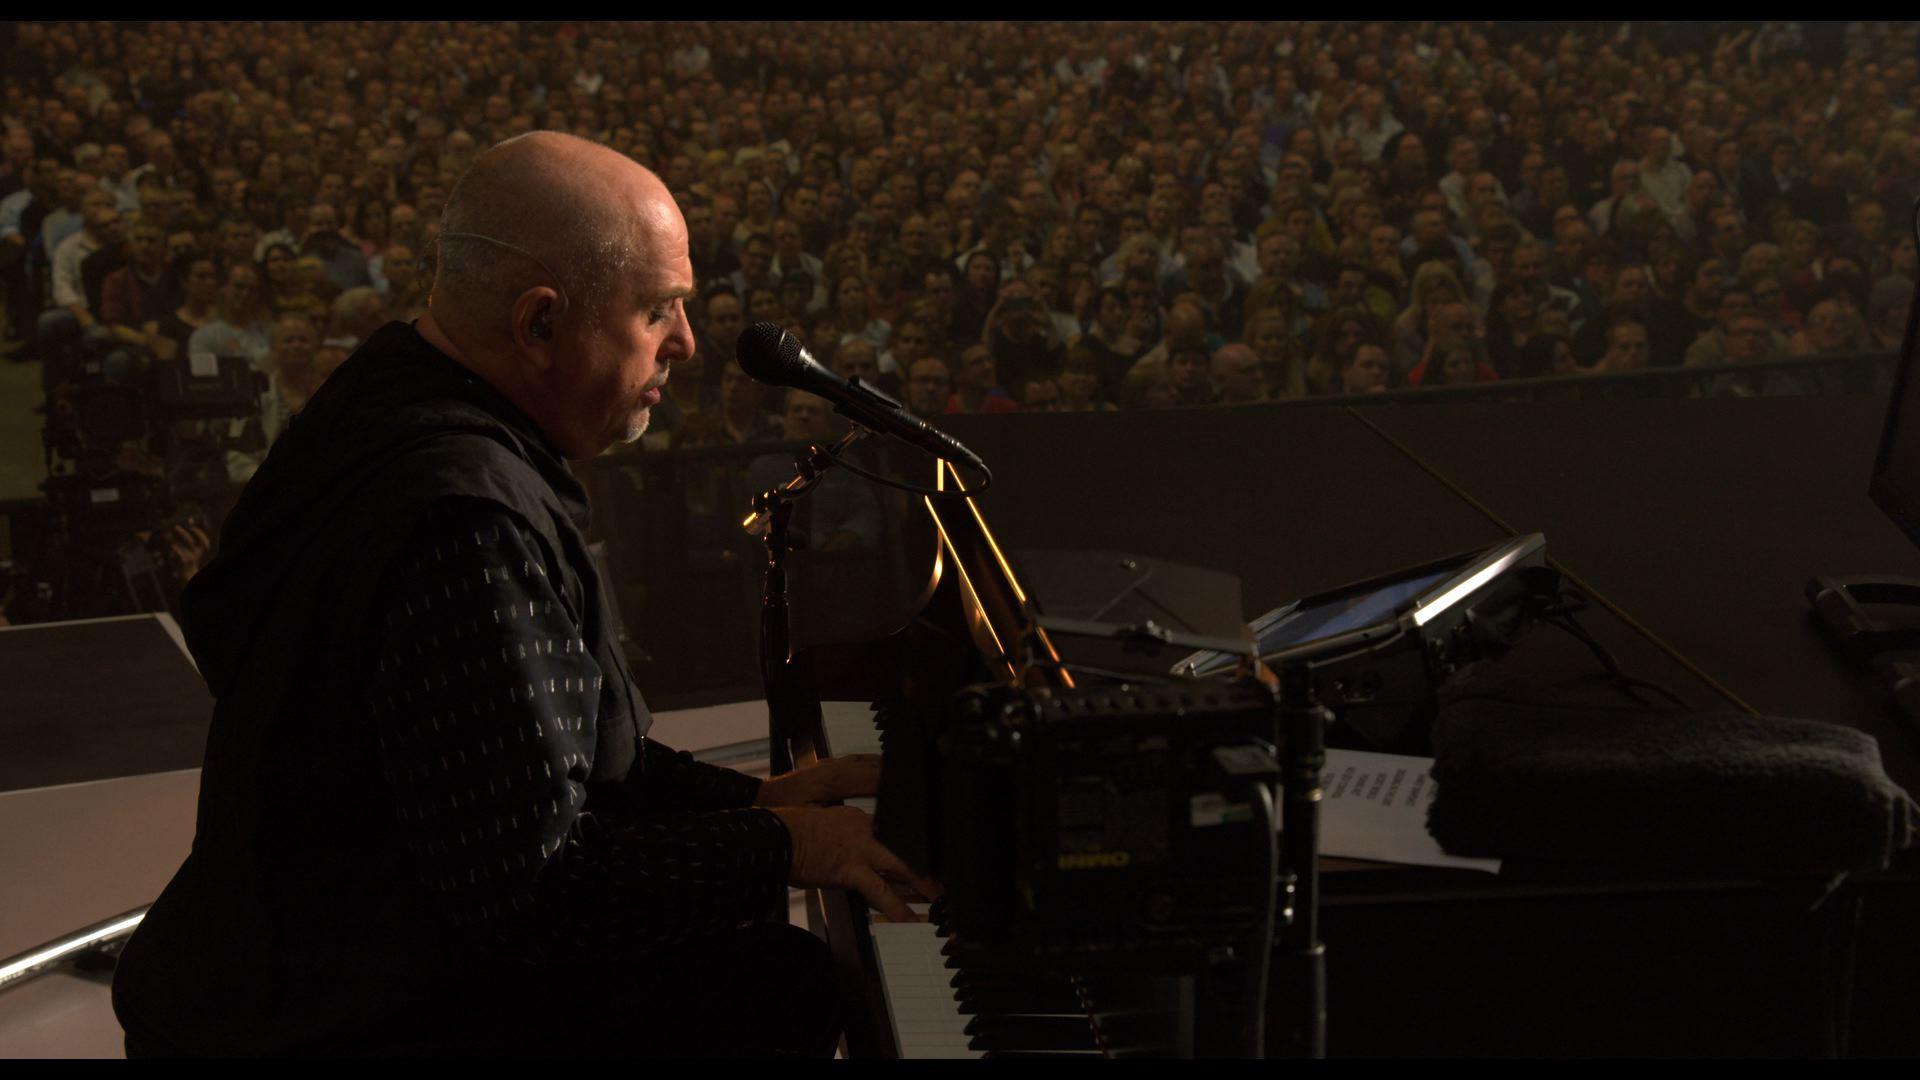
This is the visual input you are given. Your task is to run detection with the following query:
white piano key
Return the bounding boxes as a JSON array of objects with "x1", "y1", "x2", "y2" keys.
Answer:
[{"x1": 870, "y1": 916, "x2": 983, "y2": 1059}]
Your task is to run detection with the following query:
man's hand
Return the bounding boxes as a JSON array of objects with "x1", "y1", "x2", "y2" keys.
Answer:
[
  {"x1": 770, "y1": 804, "x2": 938, "y2": 922},
  {"x1": 166, "y1": 523, "x2": 213, "y2": 582},
  {"x1": 756, "y1": 753, "x2": 881, "y2": 807}
]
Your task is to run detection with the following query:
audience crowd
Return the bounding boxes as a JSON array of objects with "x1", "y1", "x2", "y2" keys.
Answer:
[{"x1": 3, "y1": 19, "x2": 1919, "y2": 465}]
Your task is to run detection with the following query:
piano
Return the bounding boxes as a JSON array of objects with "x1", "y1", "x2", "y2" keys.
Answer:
[
  {"x1": 820, "y1": 700, "x2": 1157, "y2": 1059},
  {"x1": 746, "y1": 413, "x2": 1915, "y2": 1058},
  {"x1": 760, "y1": 449, "x2": 1233, "y2": 1060}
]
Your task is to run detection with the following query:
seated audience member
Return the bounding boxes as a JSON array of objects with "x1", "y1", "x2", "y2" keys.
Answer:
[
  {"x1": 186, "y1": 261, "x2": 272, "y2": 366},
  {"x1": 1407, "y1": 334, "x2": 1500, "y2": 387},
  {"x1": 985, "y1": 295, "x2": 1063, "y2": 397},
  {"x1": 1868, "y1": 276, "x2": 1913, "y2": 353},
  {"x1": 1482, "y1": 282, "x2": 1545, "y2": 379},
  {"x1": 1648, "y1": 258, "x2": 1726, "y2": 368},
  {"x1": 1118, "y1": 363, "x2": 1176, "y2": 410},
  {"x1": 1242, "y1": 308, "x2": 1308, "y2": 400},
  {"x1": 1790, "y1": 296, "x2": 1874, "y2": 357},
  {"x1": 1166, "y1": 341, "x2": 1218, "y2": 407},
  {"x1": 151, "y1": 253, "x2": 222, "y2": 359},
  {"x1": 1021, "y1": 377, "x2": 1062, "y2": 411},
  {"x1": 98, "y1": 218, "x2": 182, "y2": 357},
  {"x1": 374, "y1": 244, "x2": 426, "y2": 315},
  {"x1": 1077, "y1": 285, "x2": 1147, "y2": 403},
  {"x1": 1210, "y1": 343, "x2": 1266, "y2": 405},
  {"x1": 903, "y1": 356, "x2": 954, "y2": 420},
  {"x1": 261, "y1": 242, "x2": 323, "y2": 319},
  {"x1": 300, "y1": 201, "x2": 373, "y2": 292},
  {"x1": 1306, "y1": 304, "x2": 1386, "y2": 396},
  {"x1": 1684, "y1": 288, "x2": 1789, "y2": 368},
  {"x1": 1592, "y1": 318, "x2": 1653, "y2": 374},
  {"x1": 1699, "y1": 311, "x2": 1794, "y2": 397},
  {"x1": 1521, "y1": 333, "x2": 1580, "y2": 380},
  {"x1": 1056, "y1": 347, "x2": 1115, "y2": 412},
  {"x1": 326, "y1": 286, "x2": 389, "y2": 343},
  {"x1": 949, "y1": 343, "x2": 1020, "y2": 414},
  {"x1": 1339, "y1": 342, "x2": 1392, "y2": 395},
  {"x1": 672, "y1": 359, "x2": 786, "y2": 449}
]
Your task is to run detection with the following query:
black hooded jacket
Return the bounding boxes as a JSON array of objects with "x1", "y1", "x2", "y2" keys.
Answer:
[{"x1": 112, "y1": 322, "x2": 789, "y2": 1055}]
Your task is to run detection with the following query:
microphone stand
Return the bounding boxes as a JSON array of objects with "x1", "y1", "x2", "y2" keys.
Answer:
[
  {"x1": 1274, "y1": 662, "x2": 1329, "y2": 1059},
  {"x1": 745, "y1": 427, "x2": 867, "y2": 773}
]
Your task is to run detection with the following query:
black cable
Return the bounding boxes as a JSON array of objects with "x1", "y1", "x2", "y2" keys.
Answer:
[
  {"x1": 1543, "y1": 612, "x2": 1690, "y2": 710},
  {"x1": 821, "y1": 441, "x2": 992, "y2": 498}
]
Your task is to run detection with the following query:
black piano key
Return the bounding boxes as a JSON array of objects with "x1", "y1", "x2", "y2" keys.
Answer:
[
  {"x1": 958, "y1": 987, "x2": 1085, "y2": 1016},
  {"x1": 964, "y1": 1015, "x2": 1099, "y2": 1053}
]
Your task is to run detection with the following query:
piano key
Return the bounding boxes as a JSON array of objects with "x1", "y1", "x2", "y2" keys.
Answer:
[
  {"x1": 965, "y1": 1014, "x2": 1100, "y2": 1053},
  {"x1": 957, "y1": 987, "x2": 1085, "y2": 1016},
  {"x1": 870, "y1": 917, "x2": 982, "y2": 1059}
]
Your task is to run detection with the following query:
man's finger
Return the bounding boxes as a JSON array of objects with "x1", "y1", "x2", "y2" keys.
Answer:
[
  {"x1": 850, "y1": 865, "x2": 917, "y2": 923},
  {"x1": 865, "y1": 841, "x2": 944, "y2": 902}
]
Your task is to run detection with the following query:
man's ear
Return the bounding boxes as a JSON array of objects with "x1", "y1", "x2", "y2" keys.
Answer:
[{"x1": 511, "y1": 285, "x2": 561, "y2": 367}]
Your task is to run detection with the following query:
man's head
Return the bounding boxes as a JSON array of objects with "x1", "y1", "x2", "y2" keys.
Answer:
[
  {"x1": 957, "y1": 344, "x2": 998, "y2": 392},
  {"x1": 702, "y1": 289, "x2": 744, "y2": 358},
  {"x1": 270, "y1": 314, "x2": 319, "y2": 371},
  {"x1": 1210, "y1": 343, "x2": 1264, "y2": 403},
  {"x1": 1342, "y1": 342, "x2": 1390, "y2": 393},
  {"x1": 833, "y1": 337, "x2": 880, "y2": 383},
  {"x1": 905, "y1": 356, "x2": 953, "y2": 417},
  {"x1": 127, "y1": 220, "x2": 166, "y2": 271},
  {"x1": 1602, "y1": 319, "x2": 1650, "y2": 371},
  {"x1": 428, "y1": 132, "x2": 694, "y2": 457},
  {"x1": 1643, "y1": 126, "x2": 1671, "y2": 166},
  {"x1": 1426, "y1": 298, "x2": 1475, "y2": 343},
  {"x1": 221, "y1": 261, "x2": 261, "y2": 316},
  {"x1": 1806, "y1": 297, "x2": 1860, "y2": 354},
  {"x1": 1724, "y1": 312, "x2": 1772, "y2": 364},
  {"x1": 782, "y1": 389, "x2": 834, "y2": 442},
  {"x1": 741, "y1": 233, "x2": 775, "y2": 283}
]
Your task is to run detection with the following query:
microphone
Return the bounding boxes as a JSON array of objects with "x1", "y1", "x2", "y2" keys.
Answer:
[{"x1": 735, "y1": 322, "x2": 990, "y2": 478}]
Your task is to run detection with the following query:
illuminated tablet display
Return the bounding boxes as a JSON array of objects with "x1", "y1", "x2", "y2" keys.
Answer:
[{"x1": 1256, "y1": 566, "x2": 1459, "y2": 652}]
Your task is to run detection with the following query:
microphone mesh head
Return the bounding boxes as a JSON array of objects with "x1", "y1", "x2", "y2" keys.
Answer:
[{"x1": 737, "y1": 322, "x2": 801, "y2": 386}]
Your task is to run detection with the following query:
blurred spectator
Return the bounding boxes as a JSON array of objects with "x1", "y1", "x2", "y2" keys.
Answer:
[
  {"x1": 1339, "y1": 342, "x2": 1392, "y2": 394},
  {"x1": 1593, "y1": 318, "x2": 1653, "y2": 374},
  {"x1": 0, "y1": 17, "x2": 1910, "y2": 501},
  {"x1": 1407, "y1": 334, "x2": 1500, "y2": 387},
  {"x1": 186, "y1": 261, "x2": 271, "y2": 367},
  {"x1": 1790, "y1": 295, "x2": 1873, "y2": 357},
  {"x1": 903, "y1": 356, "x2": 954, "y2": 420},
  {"x1": 673, "y1": 359, "x2": 785, "y2": 449},
  {"x1": 151, "y1": 252, "x2": 220, "y2": 359},
  {"x1": 98, "y1": 217, "x2": 180, "y2": 354},
  {"x1": 949, "y1": 343, "x2": 1019, "y2": 414},
  {"x1": 1210, "y1": 343, "x2": 1266, "y2": 405},
  {"x1": 1869, "y1": 276, "x2": 1914, "y2": 352},
  {"x1": 1056, "y1": 347, "x2": 1114, "y2": 412}
]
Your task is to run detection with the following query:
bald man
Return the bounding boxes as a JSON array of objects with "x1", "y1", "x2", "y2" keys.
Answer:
[
  {"x1": 115, "y1": 134, "x2": 918, "y2": 1058},
  {"x1": 1210, "y1": 343, "x2": 1266, "y2": 404}
]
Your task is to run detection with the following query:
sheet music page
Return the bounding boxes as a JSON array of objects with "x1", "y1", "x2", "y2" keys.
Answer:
[{"x1": 1307, "y1": 748, "x2": 1502, "y2": 874}]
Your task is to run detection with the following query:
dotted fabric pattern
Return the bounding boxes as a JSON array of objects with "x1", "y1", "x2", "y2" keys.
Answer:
[{"x1": 369, "y1": 498, "x2": 792, "y2": 966}]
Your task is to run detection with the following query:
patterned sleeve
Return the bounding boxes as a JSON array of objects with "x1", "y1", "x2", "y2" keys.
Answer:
[
  {"x1": 368, "y1": 498, "x2": 793, "y2": 965},
  {"x1": 588, "y1": 738, "x2": 766, "y2": 816}
]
